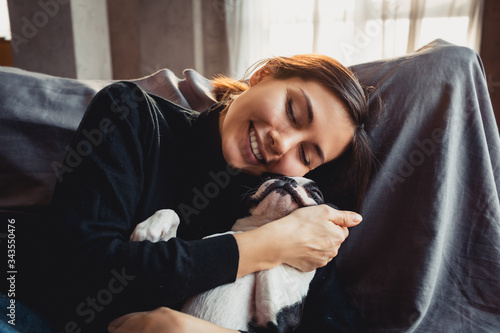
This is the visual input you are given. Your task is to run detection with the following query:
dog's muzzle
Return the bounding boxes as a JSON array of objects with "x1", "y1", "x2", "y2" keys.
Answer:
[{"x1": 248, "y1": 176, "x2": 324, "y2": 210}]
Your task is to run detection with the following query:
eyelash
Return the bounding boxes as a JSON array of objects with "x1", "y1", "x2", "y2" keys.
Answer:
[
  {"x1": 287, "y1": 97, "x2": 296, "y2": 124},
  {"x1": 286, "y1": 96, "x2": 310, "y2": 167},
  {"x1": 300, "y1": 147, "x2": 310, "y2": 167}
]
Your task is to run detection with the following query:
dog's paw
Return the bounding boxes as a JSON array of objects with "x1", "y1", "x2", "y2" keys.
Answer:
[{"x1": 130, "y1": 209, "x2": 180, "y2": 242}]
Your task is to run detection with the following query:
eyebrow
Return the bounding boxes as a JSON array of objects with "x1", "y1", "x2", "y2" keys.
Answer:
[{"x1": 298, "y1": 88, "x2": 325, "y2": 165}]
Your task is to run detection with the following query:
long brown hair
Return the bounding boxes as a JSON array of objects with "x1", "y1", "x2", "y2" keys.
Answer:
[{"x1": 212, "y1": 54, "x2": 372, "y2": 210}]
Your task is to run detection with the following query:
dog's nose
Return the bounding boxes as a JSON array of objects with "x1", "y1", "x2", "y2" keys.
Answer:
[{"x1": 267, "y1": 177, "x2": 299, "y2": 195}]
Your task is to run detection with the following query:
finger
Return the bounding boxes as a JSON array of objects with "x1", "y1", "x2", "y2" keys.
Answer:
[
  {"x1": 331, "y1": 226, "x2": 349, "y2": 246},
  {"x1": 323, "y1": 205, "x2": 363, "y2": 227},
  {"x1": 343, "y1": 226, "x2": 349, "y2": 238}
]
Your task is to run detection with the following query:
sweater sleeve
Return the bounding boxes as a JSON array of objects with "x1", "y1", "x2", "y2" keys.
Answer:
[{"x1": 45, "y1": 82, "x2": 240, "y2": 331}]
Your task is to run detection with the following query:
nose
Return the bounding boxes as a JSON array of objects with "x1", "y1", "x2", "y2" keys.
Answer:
[{"x1": 269, "y1": 129, "x2": 300, "y2": 157}]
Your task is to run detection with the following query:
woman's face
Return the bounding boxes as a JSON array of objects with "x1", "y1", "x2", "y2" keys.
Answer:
[{"x1": 219, "y1": 69, "x2": 355, "y2": 177}]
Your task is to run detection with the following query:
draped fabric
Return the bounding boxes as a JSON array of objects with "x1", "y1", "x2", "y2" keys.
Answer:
[{"x1": 338, "y1": 39, "x2": 500, "y2": 332}]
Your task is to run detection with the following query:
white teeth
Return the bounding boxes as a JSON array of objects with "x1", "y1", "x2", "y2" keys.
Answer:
[{"x1": 249, "y1": 127, "x2": 263, "y2": 161}]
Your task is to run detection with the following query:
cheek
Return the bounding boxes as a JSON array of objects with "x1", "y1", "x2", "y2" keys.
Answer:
[{"x1": 222, "y1": 139, "x2": 244, "y2": 167}]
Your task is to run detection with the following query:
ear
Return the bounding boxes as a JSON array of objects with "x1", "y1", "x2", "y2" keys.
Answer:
[{"x1": 249, "y1": 66, "x2": 272, "y2": 87}]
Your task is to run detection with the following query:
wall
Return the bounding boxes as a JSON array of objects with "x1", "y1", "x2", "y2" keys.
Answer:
[
  {"x1": 7, "y1": 0, "x2": 77, "y2": 78},
  {"x1": 7, "y1": 0, "x2": 229, "y2": 80},
  {"x1": 107, "y1": 0, "x2": 196, "y2": 79},
  {"x1": 7, "y1": 0, "x2": 111, "y2": 79},
  {"x1": 106, "y1": 0, "x2": 141, "y2": 80},
  {"x1": 0, "y1": 37, "x2": 13, "y2": 66},
  {"x1": 107, "y1": 0, "x2": 229, "y2": 80},
  {"x1": 480, "y1": 0, "x2": 500, "y2": 128}
]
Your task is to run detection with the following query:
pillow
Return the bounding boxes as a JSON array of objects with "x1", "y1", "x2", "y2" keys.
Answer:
[{"x1": 0, "y1": 67, "x2": 215, "y2": 209}]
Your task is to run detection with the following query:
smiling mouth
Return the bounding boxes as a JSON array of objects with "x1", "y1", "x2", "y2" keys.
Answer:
[{"x1": 249, "y1": 124, "x2": 264, "y2": 163}]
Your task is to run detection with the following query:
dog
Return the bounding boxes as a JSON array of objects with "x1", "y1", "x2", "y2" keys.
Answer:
[{"x1": 130, "y1": 176, "x2": 325, "y2": 332}]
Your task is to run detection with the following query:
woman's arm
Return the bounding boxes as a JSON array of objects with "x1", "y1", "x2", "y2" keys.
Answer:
[{"x1": 108, "y1": 308, "x2": 239, "y2": 333}]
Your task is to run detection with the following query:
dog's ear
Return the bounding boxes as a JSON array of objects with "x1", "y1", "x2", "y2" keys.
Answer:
[{"x1": 303, "y1": 181, "x2": 324, "y2": 205}]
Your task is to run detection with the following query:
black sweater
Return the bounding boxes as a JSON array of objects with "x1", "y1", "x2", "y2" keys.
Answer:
[{"x1": 35, "y1": 82, "x2": 356, "y2": 332}]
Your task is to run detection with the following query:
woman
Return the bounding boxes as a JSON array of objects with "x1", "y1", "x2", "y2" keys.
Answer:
[{"x1": 40, "y1": 54, "x2": 371, "y2": 333}]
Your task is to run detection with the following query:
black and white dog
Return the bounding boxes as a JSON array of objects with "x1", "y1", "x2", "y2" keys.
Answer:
[{"x1": 131, "y1": 176, "x2": 324, "y2": 332}]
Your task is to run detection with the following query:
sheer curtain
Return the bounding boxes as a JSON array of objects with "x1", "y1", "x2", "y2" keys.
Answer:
[{"x1": 224, "y1": 0, "x2": 484, "y2": 78}]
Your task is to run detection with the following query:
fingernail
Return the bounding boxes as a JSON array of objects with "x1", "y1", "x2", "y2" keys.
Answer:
[{"x1": 351, "y1": 213, "x2": 363, "y2": 223}]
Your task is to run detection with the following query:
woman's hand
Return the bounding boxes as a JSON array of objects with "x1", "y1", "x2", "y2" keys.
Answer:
[
  {"x1": 270, "y1": 204, "x2": 361, "y2": 271},
  {"x1": 233, "y1": 204, "x2": 362, "y2": 276},
  {"x1": 108, "y1": 307, "x2": 238, "y2": 333}
]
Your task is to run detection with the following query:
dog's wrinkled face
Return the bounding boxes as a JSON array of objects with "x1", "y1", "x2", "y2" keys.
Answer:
[{"x1": 248, "y1": 176, "x2": 324, "y2": 219}]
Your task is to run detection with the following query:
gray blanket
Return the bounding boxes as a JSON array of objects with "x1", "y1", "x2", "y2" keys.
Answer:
[
  {"x1": 340, "y1": 40, "x2": 500, "y2": 331},
  {"x1": 1, "y1": 39, "x2": 499, "y2": 332}
]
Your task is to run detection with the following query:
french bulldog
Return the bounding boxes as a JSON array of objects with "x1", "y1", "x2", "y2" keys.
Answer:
[{"x1": 130, "y1": 176, "x2": 324, "y2": 332}]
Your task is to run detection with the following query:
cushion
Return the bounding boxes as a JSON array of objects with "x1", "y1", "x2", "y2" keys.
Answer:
[{"x1": 0, "y1": 67, "x2": 215, "y2": 209}]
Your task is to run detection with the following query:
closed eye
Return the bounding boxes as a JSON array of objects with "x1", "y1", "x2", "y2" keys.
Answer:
[
  {"x1": 287, "y1": 95, "x2": 296, "y2": 124},
  {"x1": 287, "y1": 92, "x2": 311, "y2": 167},
  {"x1": 300, "y1": 146, "x2": 310, "y2": 166}
]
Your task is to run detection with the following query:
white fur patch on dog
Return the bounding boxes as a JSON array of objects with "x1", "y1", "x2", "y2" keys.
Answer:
[
  {"x1": 254, "y1": 264, "x2": 316, "y2": 328},
  {"x1": 181, "y1": 273, "x2": 256, "y2": 329},
  {"x1": 130, "y1": 209, "x2": 179, "y2": 242}
]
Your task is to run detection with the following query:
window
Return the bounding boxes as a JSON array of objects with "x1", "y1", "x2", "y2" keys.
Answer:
[
  {"x1": 225, "y1": 0, "x2": 483, "y2": 77},
  {"x1": 0, "y1": 0, "x2": 10, "y2": 40}
]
